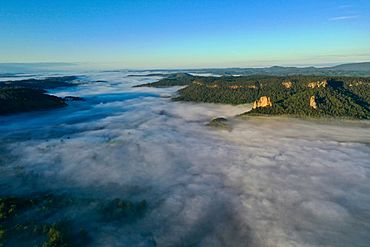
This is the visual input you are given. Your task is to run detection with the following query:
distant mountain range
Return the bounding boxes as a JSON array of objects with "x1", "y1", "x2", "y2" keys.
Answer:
[
  {"x1": 1, "y1": 61, "x2": 370, "y2": 77},
  {"x1": 127, "y1": 62, "x2": 370, "y2": 77},
  {"x1": 329, "y1": 62, "x2": 370, "y2": 72},
  {"x1": 180, "y1": 62, "x2": 370, "y2": 77}
]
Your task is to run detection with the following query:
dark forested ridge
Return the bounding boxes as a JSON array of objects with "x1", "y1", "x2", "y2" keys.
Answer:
[
  {"x1": 0, "y1": 193, "x2": 147, "y2": 247},
  {"x1": 137, "y1": 73, "x2": 370, "y2": 119},
  {"x1": 0, "y1": 88, "x2": 67, "y2": 115},
  {"x1": 134, "y1": 73, "x2": 196, "y2": 87},
  {"x1": 0, "y1": 76, "x2": 78, "y2": 89},
  {"x1": 0, "y1": 76, "x2": 79, "y2": 115}
]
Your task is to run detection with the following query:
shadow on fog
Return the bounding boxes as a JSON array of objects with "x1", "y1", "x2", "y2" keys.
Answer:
[
  {"x1": 0, "y1": 92, "x2": 159, "y2": 141},
  {"x1": 1, "y1": 72, "x2": 370, "y2": 247}
]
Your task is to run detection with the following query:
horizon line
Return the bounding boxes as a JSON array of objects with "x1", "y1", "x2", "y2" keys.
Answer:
[{"x1": 1, "y1": 61, "x2": 370, "y2": 70}]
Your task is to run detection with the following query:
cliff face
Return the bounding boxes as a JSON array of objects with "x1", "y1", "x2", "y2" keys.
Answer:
[
  {"x1": 282, "y1": 81, "x2": 293, "y2": 89},
  {"x1": 307, "y1": 80, "x2": 327, "y2": 89},
  {"x1": 310, "y1": 96, "x2": 318, "y2": 109},
  {"x1": 192, "y1": 80, "x2": 203, "y2": 86},
  {"x1": 253, "y1": 96, "x2": 272, "y2": 109},
  {"x1": 171, "y1": 74, "x2": 370, "y2": 119}
]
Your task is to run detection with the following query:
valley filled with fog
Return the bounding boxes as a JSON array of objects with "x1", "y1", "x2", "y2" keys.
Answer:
[{"x1": 1, "y1": 71, "x2": 369, "y2": 247}]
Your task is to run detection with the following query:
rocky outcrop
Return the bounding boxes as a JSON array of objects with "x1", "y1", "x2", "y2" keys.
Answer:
[
  {"x1": 229, "y1": 85, "x2": 256, "y2": 89},
  {"x1": 192, "y1": 80, "x2": 204, "y2": 86},
  {"x1": 348, "y1": 81, "x2": 368, "y2": 87},
  {"x1": 282, "y1": 81, "x2": 293, "y2": 89},
  {"x1": 307, "y1": 80, "x2": 328, "y2": 89},
  {"x1": 229, "y1": 85, "x2": 242, "y2": 89},
  {"x1": 310, "y1": 96, "x2": 317, "y2": 109},
  {"x1": 207, "y1": 117, "x2": 231, "y2": 130},
  {"x1": 253, "y1": 96, "x2": 272, "y2": 109}
]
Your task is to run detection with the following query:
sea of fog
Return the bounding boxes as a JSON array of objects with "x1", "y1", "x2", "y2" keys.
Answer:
[{"x1": 1, "y1": 71, "x2": 370, "y2": 247}]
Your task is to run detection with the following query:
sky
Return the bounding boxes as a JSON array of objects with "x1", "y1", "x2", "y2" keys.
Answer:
[{"x1": 0, "y1": 0, "x2": 370, "y2": 68}]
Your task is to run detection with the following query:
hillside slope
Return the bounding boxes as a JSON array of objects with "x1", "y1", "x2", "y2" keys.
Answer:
[
  {"x1": 138, "y1": 74, "x2": 370, "y2": 119},
  {"x1": 0, "y1": 88, "x2": 67, "y2": 115}
]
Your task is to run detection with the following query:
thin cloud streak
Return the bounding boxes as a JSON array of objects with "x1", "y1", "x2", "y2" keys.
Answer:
[{"x1": 329, "y1": 15, "x2": 359, "y2": 21}]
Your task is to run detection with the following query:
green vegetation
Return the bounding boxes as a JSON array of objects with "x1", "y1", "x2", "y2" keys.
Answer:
[
  {"x1": 0, "y1": 76, "x2": 78, "y2": 90},
  {"x1": 0, "y1": 88, "x2": 67, "y2": 115},
  {"x1": 134, "y1": 73, "x2": 196, "y2": 87},
  {"x1": 247, "y1": 83, "x2": 370, "y2": 119},
  {"x1": 0, "y1": 193, "x2": 147, "y2": 247},
  {"x1": 137, "y1": 74, "x2": 370, "y2": 119},
  {"x1": 0, "y1": 76, "x2": 82, "y2": 115},
  {"x1": 207, "y1": 117, "x2": 231, "y2": 130}
]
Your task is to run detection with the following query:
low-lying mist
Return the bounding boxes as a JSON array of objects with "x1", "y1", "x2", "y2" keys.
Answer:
[{"x1": 1, "y1": 72, "x2": 369, "y2": 246}]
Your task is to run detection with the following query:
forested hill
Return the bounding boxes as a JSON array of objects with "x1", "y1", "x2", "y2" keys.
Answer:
[
  {"x1": 329, "y1": 62, "x2": 370, "y2": 72},
  {"x1": 0, "y1": 88, "x2": 67, "y2": 115},
  {"x1": 0, "y1": 76, "x2": 78, "y2": 89},
  {"x1": 137, "y1": 73, "x2": 370, "y2": 119},
  {"x1": 133, "y1": 73, "x2": 196, "y2": 87},
  {"x1": 0, "y1": 76, "x2": 80, "y2": 115}
]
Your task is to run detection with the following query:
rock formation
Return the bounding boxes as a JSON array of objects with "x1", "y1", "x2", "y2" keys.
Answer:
[
  {"x1": 192, "y1": 80, "x2": 204, "y2": 86},
  {"x1": 253, "y1": 96, "x2": 272, "y2": 109},
  {"x1": 282, "y1": 81, "x2": 293, "y2": 89},
  {"x1": 307, "y1": 80, "x2": 328, "y2": 89},
  {"x1": 207, "y1": 117, "x2": 231, "y2": 130},
  {"x1": 310, "y1": 95, "x2": 317, "y2": 109}
]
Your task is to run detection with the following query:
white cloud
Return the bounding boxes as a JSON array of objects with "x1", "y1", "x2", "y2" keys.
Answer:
[{"x1": 329, "y1": 15, "x2": 359, "y2": 21}]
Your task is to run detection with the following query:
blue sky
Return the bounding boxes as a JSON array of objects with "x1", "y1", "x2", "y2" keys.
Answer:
[{"x1": 1, "y1": 0, "x2": 369, "y2": 68}]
